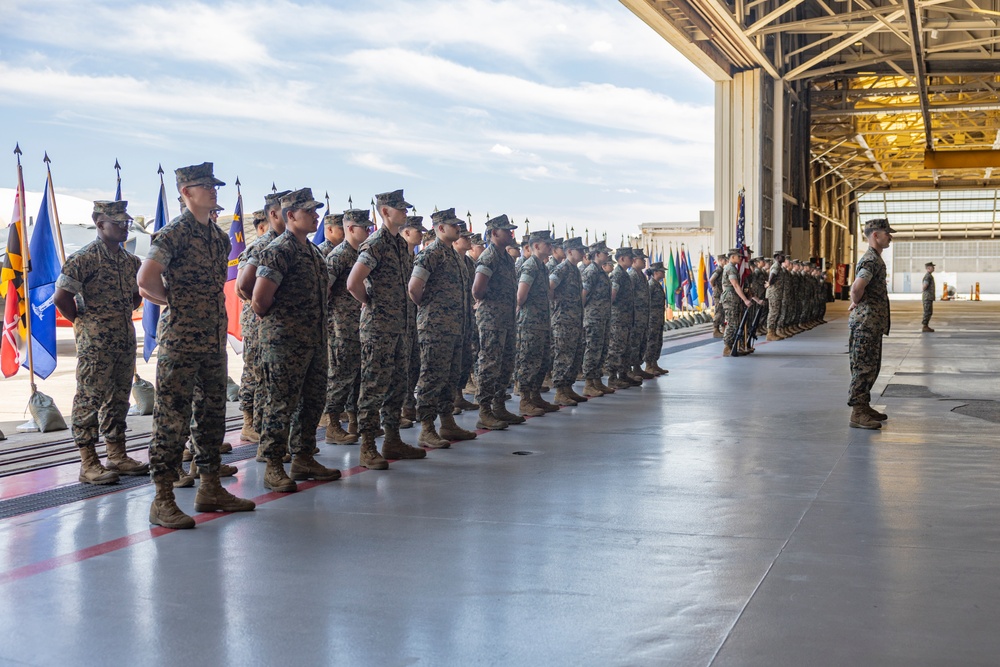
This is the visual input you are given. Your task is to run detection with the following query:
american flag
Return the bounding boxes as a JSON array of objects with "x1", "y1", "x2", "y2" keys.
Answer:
[{"x1": 735, "y1": 188, "x2": 751, "y2": 284}]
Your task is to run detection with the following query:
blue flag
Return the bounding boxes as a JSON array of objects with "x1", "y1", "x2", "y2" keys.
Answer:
[
  {"x1": 686, "y1": 251, "x2": 699, "y2": 307},
  {"x1": 312, "y1": 224, "x2": 325, "y2": 246},
  {"x1": 142, "y1": 181, "x2": 170, "y2": 361},
  {"x1": 23, "y1": 178, "x2": 62, "y2": 379}
]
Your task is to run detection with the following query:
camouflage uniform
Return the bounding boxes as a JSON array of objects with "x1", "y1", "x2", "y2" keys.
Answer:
[
  {"x1": 606, "y1": 262, "x2": 634, "y2": 376},
  {"x1": 475, "y1": 241, "x2": 518, "y2": 406},
  {"x1": 922, "y1": 268, "x2": 935, "y2": 326},
  {"x1": 629, "y1": 266, "x2": 649, "y2": 369},
  {"x1": 356, "y1": 226, "x2": 411, "y2": 435},
  {"x1": 778, "y1": 264, "x2": 794, "y2": 331},
  {"x1": 721, "y1": 262, "x2": 742, "y2": 350},
  {"x1": 257, "y1": 230, "x2": 329, "y2": 461},
  {"x1": 317, "y1": 239, "x2": 337, "y2": 257},
  {"x1": 515, "y1": 255, "x2": 552, "y2": 393},
  {"x1": 412, "y1": 238, "x2": 466, "y2": 420},
  {"x1": 457, "y1": 252, "x2": 478, "y2": 394},
  {"x1": 57, "y1": 239, "x2": 140, "y2": 451},
  {"x1": 848, "y1": 247, "x2": 890, "y2": 406},
  {"x1": 581, "y1": 260, "x2": 612, "y2": 379},
  {"x1": 645, "y1": 275, "x2": 666, "y2": 364},
  {"x1": 147, "y1": 208, "x2": 231, "y2": 480},
  {"x1": 549, "y1": 257, "x2": 584, "y2": 388},
  {"x1": 710, "y1": 263, "x2": 725, "y2": 329},
  {"x1": 766, "y1": 260, "x2": 783, "y2": 331},
  {"x1": 750, "y1": 263, "x2": 767, "y2": 331},
  {"x1": 402, "y1": 229, "x2": 419, "y2": 417},
  {"x1": 325, "y1": 239, "x2": 362, "y2": 418},
  {"x1": 239, "y1": 227, "x2": 279, "y2": 430}
]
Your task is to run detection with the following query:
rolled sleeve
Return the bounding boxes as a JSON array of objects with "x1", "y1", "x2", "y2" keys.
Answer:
[
  {"x1": 549, "y1": 270, "x2": 563, "y2": 288},
  {"x1": 520, "y1": 272, "x2": 535, "y2": 286},
  {"x1": 412, "y1": 265, "x2": 431, "y2": 282},
  {"x1": 357, "y1": 251, "x2": 378, "y2": 269},
  {"x1": 856, "y1": 265, "x2": 874, "y2": 283},
  {"x1": 476, "y1": 264, "x2": 494, "y2": 278},
  {"x1": 146, "y1": 244, "x2": 172, "y2": 267},
  {"x1": 256, "y1": 265, "x2": 283, "y2": 287},
  {"x1": 55, "y1": 273, "x2": 83, "y2": 294}
]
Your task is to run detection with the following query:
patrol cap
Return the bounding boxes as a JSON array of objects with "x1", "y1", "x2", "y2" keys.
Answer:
[
  {"x1": 211, "y1": 205, "x2": 224, "y2": 212},
  {"x1": 773, "y1": 250, "x2": 785, "y2": 259},
  {"x1": 251, "y1": 210, "x2": 267, "y2": 227},
  {"x1": 175, "y1": 162, "x2": 225, "y2": 190},
  {"x1": 615, "y1": 247, "x2": 633, "y2": 260},
  {"x1": 421, "y1": 230, "x2": 435, "y2": 245},
  {"x1": 589, "y1": 240, "x2": 609, "y2": 255},
  {"x1": 520, "y1": 234, "x2": 531, "y2": 246},
  {"x1": 529, "y1": 230, "x2": 552, "y2": 244},
  {"x1": 343, "y1": 208, "x2": 371, "y2": 225},
  {"x1": 375, "y1": 189, "x2": 412, "y2": 211},
  {"x1": 470, "y1": 233, "x2": 485, "y2": 246},
  {"x1": 459, "y1": 224, "x2": 474, "y2": 239},
  {"x1": 264, "y1": 190, "x2": 292, "y2": 211},
  {"x1": 430, "y1": 208, "x2": 461, "y2": 225},
  {"x1": 323, "y1": 213, "x2": 344, "y2": 227},
  {"x1": 863, "y1": 218, "x2": 896, "y2": 235},
  {"x1": 925, "y1": 261, "x2": 936, "y2": 268},
  {"x1": 551, "y1": 238, "x2": 564, "y2": 249},
  {"x1": 632, "y1": 248, "x2": 646, "y2": 260},
  {"x1": 280, "y1": 188, "x2": 324, "y2": 211},
  {"x1": 728, "y1": 248, "x2": 742, "y2": 257},
  {"x1": 563, "y1": 237, "x2": 585, "y2": 252},
  {"x1": 649, "y1": 261, "x2": 665, "y2": 272},
  {"x1": 93, "y1": 200, "x2": 133, "y2": 222},
  {"x1": 404, "y1": 215, "x2": 428, "y2": 232},
  {"x1": 485, "y1": 214, "x2": 517, "y2": 231}
]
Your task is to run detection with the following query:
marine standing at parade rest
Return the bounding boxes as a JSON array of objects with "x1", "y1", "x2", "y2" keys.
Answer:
[
  {"x1": 454, "y1": 224, "x2": 480, "y2": 413},
  {"x1": 463, "y1": 232, "x2": 487, "y2": 398},
  {"x1": 549, "y1": 237, "x2": 588, "y2": 406},
  {"x1": 237, "y1": 190, "x2": 290, "y2": 449},
  {"x1": 751, "y1": 257, "x2": 768, "y2": 337},
  {"x1": 721, "y1": 249, "x2": 753, "y2": 357},
  {"x1": 766, "y1": 251, "x2": 784, "y2": 341},
  {"x1": 515, "y1": 230, "x2": 558, "y2": 416},
  {"x1": 323, "y1": 209, "x2": 371, "y2": 445},
  {"x1": 710, "y1": 254, "x2": 726, "y2": 337},
  {"x1": 606, "y1": 247, "x2": 637, "y2": 389},
  {"x1": 347, "y1": 189, "x2": 427, "y2": 470},
  {"x1": 472, "y1": 215, "x2": 523, "y2": 430},
  {"x1": 317, "y1": 212, "x2": 345, "y2": 257},
  {"x1": 644, "y1": 261, "x2": 668, "y2": 376},
  {"x1": 408, "y1": 208, "x2": 478, "y2": 448},
  {"x1": 138, "y1": 162, "x2": 255, "y2": 529},
  {"x1": 54, "y1": 200, "x2": 147, "y2": 485},
  {"x1": 581, "y1": 241, "x2": 614, "y2": 397},
  {"x1": 921, "y1": 261, "x2": 936, "y2": 332},
  {"x1": 628, "y1": 250, "x2": 653, "y2": 381},
  {"x1": 848, "y1": 218, "x2": 894, "y2": 430},
  {"x1": 399, "y1": 215, "x2": 425, "y2": 427},
  {"x1": 252, "y1": 188, "x2": 341, "y2": 492}
]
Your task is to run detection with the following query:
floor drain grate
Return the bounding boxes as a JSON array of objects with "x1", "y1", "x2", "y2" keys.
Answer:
[{"x1": 512, "y1": 451, "x2": 533, "y2": 456}]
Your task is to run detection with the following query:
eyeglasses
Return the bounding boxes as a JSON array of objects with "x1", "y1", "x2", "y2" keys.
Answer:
[
  {"x1": 191, "y1": 183, "x2": 222, "y2": 192},
  {"x1": 348, "y1": 224, "x2": 376, "y2": 233}
]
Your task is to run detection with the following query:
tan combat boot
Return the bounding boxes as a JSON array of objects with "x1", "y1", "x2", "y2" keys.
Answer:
[
  {"x1": 493, "y1": 401, "x2": 526, "y2": 424},
  {"x1": 439, "y1": 412, "x2": 477, "y2": 441},
  {"x1": 290, "y1": 452, "x2": 342, "y2": 481},
  {"x1": 552, "y1": 386, "x2": 578, "y2": 407},
  {"x1": 712, "y1": 325, "x2": 723, "y2": 338},
  {"x1": 149, "y1": 478, "x2": 195, "y2": 529},
  {"x1": 862, "y1": 404, "x2": 888, "y2": 421},
  {"x1": 454, "y1": 389, "x2": 479, "y2": 411},
  {"x1": 608, "y1": 374, "x2": 630, "y2": 390},
  {"x1": 78, "y1": 445, "x2": 119, "y2": 485},
  {"x1": 263, "y1": 460, "x2": 298, "y2": 492},
  {"x1": 476, "y1": 405, "x2": 508, "y2": 430},
  {"x1": 643, "y1": 362, "x2": 662, "y2": 377},
  {"x1": 633, "y1": 365, "x2": 655, "y2": 380},
  {"x1": 401, "y1": 406, "x2": 417, "y2": 422},
  {"x1": 922, "y1": 325, "x2": 934, "y2": 333},
  {"x1": 105, "y1": 440, "x2": 149, "y2": 476},
  {"x1": 722, "y1": 345, "x2": 732, "y2": 357},
  {"x1": 566, "y1": 385, "x2": 589, "y2": 403},
  {"x1": 529, "y1": 389, "x2": 559, "y2": 413},
  {"x1": 220, "y1": 442, "x2": 233, "y2": 454},
  {"x1": 182, "y1": 447, "x2": 193, "y2": 462},
  {"x1": 766, "y1": 329, "x2": 779, "y2": 341},
  {"x1": 597, "y1": 377, "x2": 615, "y2": 394},
  {"x1": 519, "y1": 394, "x2": 545, "y2": 417},
  {"x1": 325, "y1": 419, "x2": 359, "y2": 445},
  {"x1": 382, "y1": 426, "x2": 428, "y2": 459},
  {"x1": 359, "y1": 433, "x2": 389, "y2": 470},
  {"x1": 417, "y1": 419, "x2": 451, "y2": 449},
  {"x1": 194, "y1": 473, "x2": 256, "y2": 512},
  {"x1": 849, "y1": 406, "x2": 882, "y2": 430},
  {"x1": 582, "y1": 379, "x2": 604, "y2": 398},
  {"x1": 347, "y1": 412, "x2": 359, "y2": 435},
  {"x1": 174, "y1": 461, "x2": 197, "y2": 489},
  {"x1": 400, "y1": 412, "x2": 414, "y2": 429},
  {"x1": 255, "y1": 442, "x2": 267, "y2": 463},
  {"x1": 240, "y1": 410, "x2": 260, "y2": 443},
  {"x1": 318, "y1": 413, "x2": 331, "y2": 428}
]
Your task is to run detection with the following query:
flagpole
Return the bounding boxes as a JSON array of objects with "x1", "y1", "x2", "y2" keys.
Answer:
[
  {"x1": 371, "y1": 198, "x2": 378, "y2": 231},
  {"x1": 43, "y1": 152, "x2": 66, "y2": 263},
  {"x1": 467, "y1": 211, "x2": 472, "y2": 232},
  {"x1": 324, "y1": 191, "x2": 330, "y2": 213},
  {"x1": 14, "y1": 145, "x2": 37, "y2": 390},
  {"x1": 114, "y1": 159, "x2": 122, "y2": 201}
]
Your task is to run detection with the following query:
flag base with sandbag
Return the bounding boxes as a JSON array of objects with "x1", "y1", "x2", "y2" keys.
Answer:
[
  {"x1": 129, "y1": 373, "x2": 155, "y2": 416},
  {"x1": 26, "y1": 389, "x2": 68, "y2": 433}
]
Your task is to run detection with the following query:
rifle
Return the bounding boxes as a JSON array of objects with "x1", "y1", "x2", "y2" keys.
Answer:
[{"x1": 730, "y1": 302, "x2": 755, "y2": 357}]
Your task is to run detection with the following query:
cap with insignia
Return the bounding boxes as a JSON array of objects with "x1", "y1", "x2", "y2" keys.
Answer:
[
  {"x1": 280, "y1": 188, "x2": 324, "y2": 210},
  {"x1": 251, "y1": 210, "x2": 267, "y2": 226},
  {"x1": 632, "y1": 248, "x2": 645, "y2": 259},
  {"x1": 728, "y1": 248, "x2": 742, "y2": 256},
  {"x1": 430, "y1": 208, "x2": 461, "y2": 225},
  {"x1": 529, "y1": 230, "x2": 552, "y2": 244},
  {"x1": 264, "y1": 190, "x2": 292, "y2": 209},
  {"x1": 615, "y1": 247, "x2": 633, "y2": 260},
  {"x1": 93, "y1": 200, "x2": 133, "y2": 222},
  {"x1": 863, "y1": 218, "x2": 896, "y2": 234},
  {"x1": 563, "y1": 237, "x2": 585, "y2": 251},
  {"x1": 175, "y1": 162, "x2": 225, "y2": 190},
  {"x1": 470, "y1": 233, "x2": 485, "y2": 246},
  {"x1": 323, "y1": 213, "x2": 345, "y2": 227},
  {"x1": 925, "y1": 261, "x2": 936, "y2": 268},
  {"x1": 211, "y1": 205, "x2": 224, "y2": 212},
  {"x1": 649, "y1": 262, "x2": 665, "y2": 272},
  {"x1": 375, "y1": 189, "x2": 412, "y2": 211},
  {"x1": 404, "y1": 215, "x2": 428, "y2": 232},
  {"x1": 589, "y1": 240, "x2": 609, "y2": 254},
  {"x1": 343, "y1": 209, "x2": 371, "y2": 225},
  {"x1": 458, "y1": 222, "x2": 474, "y2": 238},
  {"x1": 485, "y1": 214, "x2": 517, "y2": 231}
]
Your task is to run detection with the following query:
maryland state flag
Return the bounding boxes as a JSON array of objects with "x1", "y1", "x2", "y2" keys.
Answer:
[
  {"x1": 224, "y1": 190, "x2": 245, "y2": 353},
  {"x1": 1, "y1": 189, "x2": 27, "y2": 341}
]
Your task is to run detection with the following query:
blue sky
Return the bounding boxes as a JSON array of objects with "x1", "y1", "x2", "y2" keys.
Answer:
[{"x1": 0, "y1": 0, "x2": 714, "y2": 242}]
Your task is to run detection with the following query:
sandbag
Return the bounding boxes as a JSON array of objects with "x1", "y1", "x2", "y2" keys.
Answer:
[
  {"x1": 131, "y1": 373, "x2": 155, "y2": 415},
  {"x1": 28, "y1": 390, "x2": 68, "y2": 433},
  {"x1": 226, "y1": 376, "x2": 240, "y2": 403},
  {"x1": 0, "y1": 426, "x2": 5, "y2": 441}
]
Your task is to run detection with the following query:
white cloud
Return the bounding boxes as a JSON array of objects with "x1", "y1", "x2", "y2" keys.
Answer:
[
  {"x1": 490, "y1": 144, "x2": 513, "y2": 156},
  {"x1": 589, "y1": 41, "x2": 613, "y2": 54},
  {"x1": 349, "y1": 153, "x2": 417, "y2": 177}
]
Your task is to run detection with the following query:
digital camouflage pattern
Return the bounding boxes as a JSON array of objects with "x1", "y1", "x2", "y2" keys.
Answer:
[
  {"x1": 56, "y1": 240, "x2": 141, "y2": 448},
  {"x1": 629, "y1": 267, "x2": 649, "y2": 368},
  {"x1": 325, "y1": 240, "x2": 362, "y2": 416},
  {"x1": 237, "y1": 228, "x2": 278, "y2": 425},
  {"x1": 475, "y1": 243, "x2": 518, "y2": 406},
  {"x1": 922, "y1": 269, "x2": 935, "y2": 326},
  {"x1": 721, "y1": 262, "x2": 741, "y2": 349},
  {"x1": 766, "y1": 262, "x2": 783, "y2": 331},
  {"x1": 645, "y1": 276, "x2": 666, "y2": 364},
  {"x1": 517, "y1": 255, "x2": 550, "y2": 331},
  {"x1": 550, "y1": 258, "x2": 584, "y2": 387},
  {"x1": 317, "y1": 239, "x2": 337, "y2": 257},
  {"x1": 457, "y1": 252, "x2": 478, "y2": 393},
  {"x1": 515, "y1": 255, "x2": 553, "y2": 391},
  {"x1": 402, "y1": 245, "x2": 419, "y2": 413},
  {"x1": 356, "y1": 227, "x2": 409, "y2": 335},
  {"x1": 581, "y1": 262, "x2": 611, "y2": 380},
  {"x1": 605, "y1": 263, "x2": 634, "y2": 376},
  {"x1": 412, "y1": 239, "x2": 467, "y2": 334},
  {"x1": 848, "y1": 247, "x2": 890, "y2": 406},
  {"x1": 710, "y1": 262, "x2": 725, "y2": 330},
  {"x1": 256, "y1": 232, "x2": 329, "y2": 461}
]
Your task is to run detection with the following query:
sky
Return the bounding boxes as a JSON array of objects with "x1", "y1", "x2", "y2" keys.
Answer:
[{"x1": 0, "y1": 0, "x2": 714, "y2": 243}]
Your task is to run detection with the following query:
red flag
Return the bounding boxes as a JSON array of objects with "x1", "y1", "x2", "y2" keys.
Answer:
[
  {"x1": 2, "y1": 279, "x2": 20, "y2": 377},
  {"x1": 224, "y1": 189, "x2": 245, "y2": 353}
]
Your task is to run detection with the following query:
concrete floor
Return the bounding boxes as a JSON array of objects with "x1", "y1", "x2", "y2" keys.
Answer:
[{"x1": 0, "y1": 299, "x2": 998, "y2": 666}]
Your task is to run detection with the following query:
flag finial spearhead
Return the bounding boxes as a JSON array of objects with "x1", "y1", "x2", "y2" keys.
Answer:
[
  {"x1": 235, "y1": 176, "x2": 241, "y2": 188},
  {"x1": 114, "y1": 158, "x2": 121, "y2": 171},
  {"x1": 271, "y1": 182, "x2": 277, "y2": 193},
  {"x1": 348, "y1": 195, "x2": 353, "y2": 208},
  {"x1": 43, "y1": 151, "x2": 51, "y2": 164},
  {"x1": 157, "y1": 164, "x2": 164, "y2": 175},
  {"x1": 14, "y1": 143, "x2": 22, "y2": 157}
]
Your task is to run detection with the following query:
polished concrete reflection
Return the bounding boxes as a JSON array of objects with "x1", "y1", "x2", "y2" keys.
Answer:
[{"x1": 0, "y1": 299, "x2": 998, "y2": 666}]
